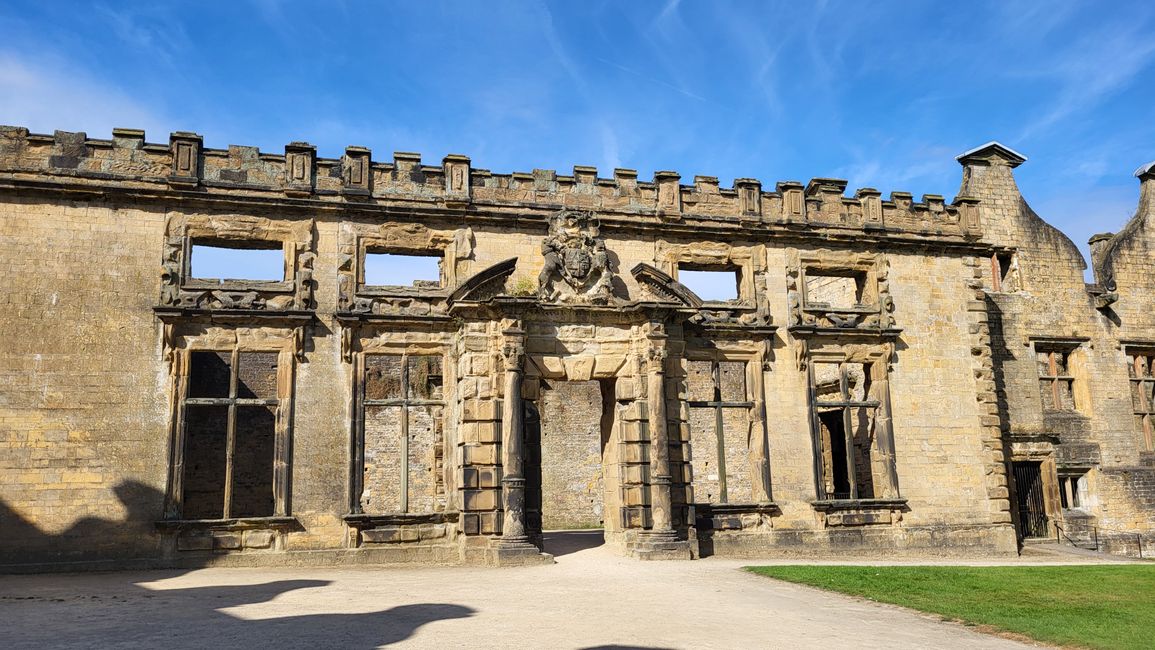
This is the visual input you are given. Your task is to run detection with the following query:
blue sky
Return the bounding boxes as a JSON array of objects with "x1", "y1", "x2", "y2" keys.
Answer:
[{"x1": 3, "y1": 1, "x2": 1155, "y2": 273}]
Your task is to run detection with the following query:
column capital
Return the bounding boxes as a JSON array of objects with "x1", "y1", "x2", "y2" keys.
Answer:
[{"x1": 645, "y1": 341, "x2": 668, "y2": 375}]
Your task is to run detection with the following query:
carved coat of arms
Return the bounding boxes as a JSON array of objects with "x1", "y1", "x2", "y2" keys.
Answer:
[{"x1": 537, "y1": 210, "x2": 616, "y2": 304}]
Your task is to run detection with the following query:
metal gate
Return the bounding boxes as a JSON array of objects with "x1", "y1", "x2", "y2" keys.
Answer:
[{"x1": 1013, "y1": 461, "x2": 1048, "y2": 538}]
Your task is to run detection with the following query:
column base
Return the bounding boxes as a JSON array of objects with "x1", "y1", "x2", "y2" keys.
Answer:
[
  {"x1": 629, "y1": 530, "x2": 693, "y2": 561},
  {"x1": 482, "y1": 537, "x2": 555, "y2": 567}
]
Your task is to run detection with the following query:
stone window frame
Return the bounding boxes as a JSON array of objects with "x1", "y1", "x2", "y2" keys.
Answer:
[
  {"x1": 162, "y1": 330, "x2": 297, "y2": 524},
  {"x1": 348, "y1": 340, "x2": 451, "y2": 517},
  {"x1": 675, "y1": 264, "x2": 745, "y2": 305},
  {"x1": 1125, "y1": 345, "x2": 1155, "y2": 452},
  {"x1": 336, "y1": 222, "x2": 469, "y2": 310},
  {"x1": 159, "y1": 213, "x2": 316, "y2": 312},
  {"x1": 787, "y1": 249, "x2": 895, "y2": 334},
  {"x1": 683, "y1": 352, "x2": 756, "y2": 505},
  {"x1": 358, "y1": 244, "x2": 448, "y2": 296},
  {"x1": 799, "y1": 256, "x2": 881, "y2": 323},
  {"x1": 183, "y1": 238, "x2": 294, "y2": 290},
  {"x1": 989, "y1": 249, "x2": 1022, "y2": 293},
  {"x1": 656, "y1": 241, "x2": 764, "y2": 309},
  {"x1": 804, "y1": 342, "x2": 903, "y2": 509},
  {"x1": 1057, "y1": 469, "x2": 1089, "y2": 511},
  {"x1": 1031, "y1": 339, "x2": 1090, "y2": 415}
]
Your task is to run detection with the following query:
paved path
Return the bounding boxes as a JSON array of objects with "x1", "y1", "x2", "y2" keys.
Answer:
[{"x1": 4, "y1": 533, "x2": 1121, "y2": 649}]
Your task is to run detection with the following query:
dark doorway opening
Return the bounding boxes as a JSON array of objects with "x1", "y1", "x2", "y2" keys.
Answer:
[
  {"x1": 818, "y1": 409, "x2": 851, "y2": 499},
  {"x1": 1013, "y1": 461, "x2": 1049, "y2": 539}
]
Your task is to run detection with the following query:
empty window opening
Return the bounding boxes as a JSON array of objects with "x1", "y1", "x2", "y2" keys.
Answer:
[
  {"x1": 190, "y1": 241, "x2": 285, "y2": 282},
  {"x1": 1058, "y1": 472, "x2": 1087, "y2": 510},
  {"x1": 182, "y1": 350, "x2": 279, "y2": 519},
  {"x1": 991, "y1": 252, "x2": 1020, "y2": 292},
  {"x1": 805, "y1": 271, "x2": 867, "y2": 307},
  {"x1": 812, "y1": 361, "x2": 884, "y2": 500},
  {"x1": 364, "y1": 252, "x2": 442, "y2": 288},
  {"x1": 1127, "y1": 349, "x2": 1155, "y2": 452},
  {"x1": 359, "y1": 354, "x2": 445, "y2": 514},
  {"x1": 1036, "y1": 347, "x2": 1077, "y2": 412},
  {"x1": 687, "y1": 359, "x2": 754, "y2": 505},
  {"x1": 677, "y1": 268, "x2": 739, "y2": 302}
]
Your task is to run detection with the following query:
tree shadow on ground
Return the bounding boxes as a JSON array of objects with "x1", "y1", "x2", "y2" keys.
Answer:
[{"x1": 0, "y1": 486, "x2": 476, "y2": 648}]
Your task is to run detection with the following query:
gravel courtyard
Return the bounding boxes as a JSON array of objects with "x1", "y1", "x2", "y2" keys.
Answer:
[{"x1": 2, "y1": 533, "x2": 1114, "y2": 649}]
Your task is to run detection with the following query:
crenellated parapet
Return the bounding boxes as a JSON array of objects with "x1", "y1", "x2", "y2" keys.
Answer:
[{"x1": 0, "y1": 125, "x2": 981, "y2": 241}]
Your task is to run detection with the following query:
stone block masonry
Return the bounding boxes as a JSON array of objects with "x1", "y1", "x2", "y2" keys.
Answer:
[{"x1": 0, "y1": 127, "x2": 1152, "y2": 569}]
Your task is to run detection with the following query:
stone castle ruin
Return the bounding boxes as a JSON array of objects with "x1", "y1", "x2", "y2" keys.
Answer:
[{"x1": 1, "y1": 125, "x2": 1153, "y2": 569}]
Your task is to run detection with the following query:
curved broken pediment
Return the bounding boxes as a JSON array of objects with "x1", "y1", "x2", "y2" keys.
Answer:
[
  {"x1": 630, "y1": 262, "x2": 704, "y2": 308},
  {"x1": 448, "y1": 258, "x2": 518, "y2": 304}
]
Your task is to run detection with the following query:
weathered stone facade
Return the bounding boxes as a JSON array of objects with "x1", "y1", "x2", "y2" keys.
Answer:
[{"x1": 1, "y1": 126, "x2": 1152, "y2": 570}]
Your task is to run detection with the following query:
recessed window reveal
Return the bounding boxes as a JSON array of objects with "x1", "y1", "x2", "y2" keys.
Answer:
[
  {"x1": 365, "y1": 252, "x2": 442, "y2": 287},
  {"x1": 678, "y1": 268, "x2": 739, "y2": 301},
  {"x1": 191, "y1": 242, "x2": 285, "y2": 282}
]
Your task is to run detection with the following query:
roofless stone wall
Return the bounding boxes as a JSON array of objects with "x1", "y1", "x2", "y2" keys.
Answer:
[
  {"x1": 2, "y1": 125, "x2": 1153, "y2": 569},
  {"x1": 0, "y1": 126, "x2": 981, "y2": 241}
]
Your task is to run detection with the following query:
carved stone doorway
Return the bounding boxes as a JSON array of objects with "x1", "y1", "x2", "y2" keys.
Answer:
[{"x1": 525, "y1": 378, "x2": 619, "y2": 554}]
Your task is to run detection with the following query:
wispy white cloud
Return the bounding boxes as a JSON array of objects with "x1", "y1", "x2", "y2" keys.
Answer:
[
  {"x1": 0, "y1": 51, "x2": 167, "y2": 137},
  {"x1": 1016, "y1": 21, "x2": 1155, "y2": 141},
  {"x1": 95, "y1": 3, "x2": 189, "y2": 68},
  {"x1": 598, "y1": 122, "x2": 621, "y2": 171},
  {"x1": 592, "y1": 58, "x2": 708, "y2": 102}
]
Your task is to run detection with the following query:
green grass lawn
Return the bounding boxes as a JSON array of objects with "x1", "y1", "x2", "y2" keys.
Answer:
[{"x1": 747, "y1": 565, "x2": 1155, "y2": 650}]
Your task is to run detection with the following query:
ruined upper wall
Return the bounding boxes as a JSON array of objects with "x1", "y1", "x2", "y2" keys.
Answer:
[
  {"x1": 0, "y1": 126, "x2": 982, "y2": 244},
  {"x1": 1095, "y1": 163, "x2": 1155, "y2": 330}
]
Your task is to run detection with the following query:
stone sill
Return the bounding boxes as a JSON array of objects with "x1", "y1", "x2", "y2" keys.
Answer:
[
  {"x1": 356, "y1": 287, "x2": 450, "y2": 299},
  {"x1": 694, "y1": 503, "x2": 780, "y2": 516},
  {"x1": 812, "y1": 499, "x2": 907, "y2": 527},
  {"x1": 334, "y1": 311, "x2": 454, "y2": 326},
  {"x1": 153, "y1": 306, "x2": 315, "y2": 325},
  {"x1": 787, "y1": 325, "x2": 902, "y2": 339},
  {"x1": 694, "y1": 502, "x2": 780, "y2": 532},
  {"x1": 802, "y1": 305, "x2": 880, "y2": 315},
  {"x1": 154, "y1": 516, "x2": 302, "y2": 533},
  {"x1": 343, "y1": 512, "x2": 459, "y2": 529},
  {"x1": 344, "y1": 512, "x2": 458, "y2": 546},
  {"x1": 811, "y1": 498, "x2": 908, "y2": 513},
  {"x1": 182, "y1": 279, "x2": 295, "y2": 293}
]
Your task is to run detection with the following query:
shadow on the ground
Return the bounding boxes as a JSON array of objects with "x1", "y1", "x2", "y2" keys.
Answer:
[
  {"x1": 543, "y1": 529, "x2": 605, "y2": 557},
  {"x1": 0, "y1": 487, "x2": 476, "y2": 648},
  {"x1": 1, "y1": 575, "x2": 475, "y2": 648},
  {"x1": 580, "y1": 646, "x2": 680, "y2": 650}
]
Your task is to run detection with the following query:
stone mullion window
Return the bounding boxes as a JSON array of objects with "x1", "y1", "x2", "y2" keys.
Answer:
[
  {"x1": 811, "y1": 361, "x2": 882, "y2": 501},
  {"x1": 357, "y1": 353, "x2": 445, "y2": 514},
  {"x1": 1128, "y1": 351, "x2": 1155, "y2": 452},
  {"x1": 1057, "y1": 472, "x2": 1087, "y2": 510},
  {"x1": 179, "y1": 349, "x2": 282, "y2": 520},
  {"x1": 687, "y1": 359, "x2": 753, "y2": 504},
  {"x1": 1037, "y1": 349, "x2": 1075, "y2": 412}
]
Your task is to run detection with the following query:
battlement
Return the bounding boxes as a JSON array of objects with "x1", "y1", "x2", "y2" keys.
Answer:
[{"x1": 0, "y1": 125, "x2": 982, "y2": 240}]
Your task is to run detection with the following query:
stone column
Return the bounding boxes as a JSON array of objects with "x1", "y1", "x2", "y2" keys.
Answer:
[
  {"x1": 871, "y1": 361, "x2": 900, "y2": 499},
  {"x1": 645, "y1": 326, "x2": 677, "y2": 539},
  {"x1": 499, "y1": 321, "x2": 530, "y2": 545},
  {"x1": 631, "y1": 321, "x2": 691, "y2": 559},
  {"x1": 750, "y1": 354, "x2": 773, "y2": 504}
]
